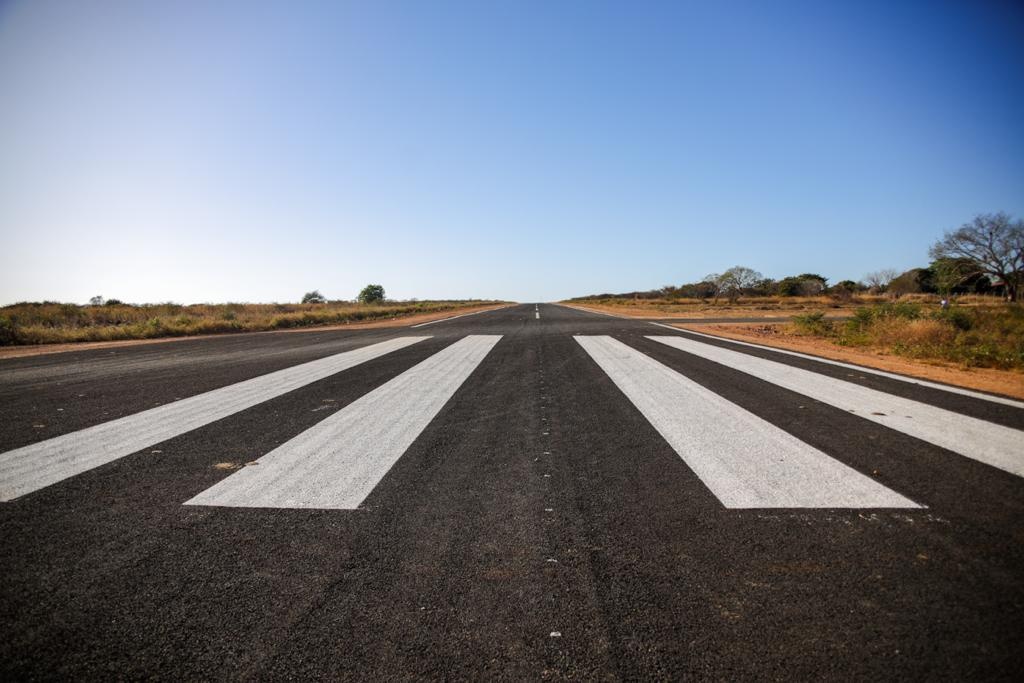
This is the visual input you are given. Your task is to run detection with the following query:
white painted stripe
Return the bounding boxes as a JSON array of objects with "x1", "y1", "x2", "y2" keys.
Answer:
[
  {"x1": 556, "y1": 303, "x2": 627, "y2": 318},
  {"x1": 576, "y1": 336, "x2": 917, "y2": 508},
  {"x1": 650, "y1": 322, "x2": 1024, "y2": 409},
  {"x1": 186, "y1": 335, "x2": 502, "y2": 509},
  {"x1": 536, "y1": 311, "x2": 540, "y2": 319},
  {"x1": 0, "y1": 337, "x2": 428, "y2": 501},
  {"x1": 409, "y1": 307, "x2": 506, "y2": 327},
  {"x1": 649, "y1": 335, "x2": 1024, "y2": 478}
]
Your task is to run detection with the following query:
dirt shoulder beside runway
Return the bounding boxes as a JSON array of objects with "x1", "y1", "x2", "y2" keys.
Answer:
[
  {"x1": 0, "y1": 304, "x2": 513, "y2": 360},
  {"x1": 560, "y1": 301, "x2": 852, "y2": 320},
  {"x1": 671, "y1": 321, "x2": 1024, "y2": 400}
]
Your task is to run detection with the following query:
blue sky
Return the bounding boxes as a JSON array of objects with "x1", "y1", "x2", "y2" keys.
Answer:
[{"x1": 1, "y1": 0, "x2": 1022, "y2": 304}]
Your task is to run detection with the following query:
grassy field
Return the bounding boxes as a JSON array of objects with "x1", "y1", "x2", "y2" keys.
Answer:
[
  {"x1": 790, "y1": 303, "x2": 1024, "y2": 371},
  {"x1": 564, "y1": 293, "x2": 1011, "y2": 316},
  {"x1": 0, "y1": 300, "x2": 504, "y2": 346}
]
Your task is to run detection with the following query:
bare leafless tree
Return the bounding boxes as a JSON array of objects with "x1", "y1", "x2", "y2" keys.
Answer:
[
  {"x1": 702, "y1": 273, "x2": 722, "y2": 302},
  {"x1": 862, "y1": 268, "x2": 899, "y2": 293},
  {"x1": 718, "y1": 266, "x2": 764, "y2": 303},
  {"x1": 929, "y1": 212, "x2": 1024, "y2": 302}
]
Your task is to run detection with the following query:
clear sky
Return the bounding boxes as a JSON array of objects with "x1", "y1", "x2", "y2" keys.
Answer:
[{"x1": 1, "y1": 0, "x2": 1022, "y2": 304}]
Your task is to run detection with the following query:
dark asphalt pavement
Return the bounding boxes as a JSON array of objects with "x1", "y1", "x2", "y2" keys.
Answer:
[{"x1": 1, "y1": 304, "x2": 1022, "y2": 680}]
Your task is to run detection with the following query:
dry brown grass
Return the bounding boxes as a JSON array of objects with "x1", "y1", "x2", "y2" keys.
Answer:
[
  {"x1": 869, "y1": 318, "x2": 957, "y2": 348},
  {"x1": 788, "y1": 303, "x2": 1024, "y2": 371},
  {"x1": 564, "y1": 293, "x2": 1013, "y2": 319},
  {"x1": 0, "y1": 299, "x2": 506, "y2": 346},
  {"x1": 563, "y1": 295, "x2": 878, "y2": 318}
]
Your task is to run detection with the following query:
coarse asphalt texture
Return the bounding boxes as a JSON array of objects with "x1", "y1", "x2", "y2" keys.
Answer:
[{"x1": 1, "y1": 303, "x2": 1022, "y2": 680}]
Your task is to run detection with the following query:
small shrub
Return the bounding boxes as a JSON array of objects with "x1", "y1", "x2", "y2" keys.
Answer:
[
  {"x1": 0, "y1": 316, "x2": 19, "y2": 345},
  {"x1": 874, "y1": 301, "x2": 923, "y2": 320},
  {"x1": 792, "y1": 311, "x2": 834, "y2": 336},
  {"x1": 932, "y1": 307, "x2": 972, "y2": 331}
]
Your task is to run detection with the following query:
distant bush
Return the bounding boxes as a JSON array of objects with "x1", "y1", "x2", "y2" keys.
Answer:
[
  {"x1": 301, "y1": 290, "x2": 326, "y2": 304},
  {"x1": 778, "y1": 274, "x2": 827, "y2": 297},
  {"x1": 358, "y1": 284, "x2": 385, "y2": 304},
  {"x1": 0, "y1": 316, "x2": 19, "y2": 345}
]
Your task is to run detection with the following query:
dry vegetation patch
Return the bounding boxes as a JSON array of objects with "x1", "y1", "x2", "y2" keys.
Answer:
[
  {"x1": 566, "y1": 295, "x2": 885, "y2": 318},
  {"x1": 789, "y1": 303, "x2": 1024, "y2": 370},
  {"x1": 0, "y1": 300, "x2": 506, "y2": 347},
  {"x1": 564, "y1": 293, "x2": 1011, "y2": 319},
  {"x1": 676, "y1": 304, "x2": 1024, "y2": 399}
]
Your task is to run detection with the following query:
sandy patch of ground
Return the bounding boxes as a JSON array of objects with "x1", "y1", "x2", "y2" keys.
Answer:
[
  {"x1": 672, "y1": 322, "x2": 1024, "y2": 400},
  {"x1": 0, "y1": 304, "x2": 513, "y2": 360}
]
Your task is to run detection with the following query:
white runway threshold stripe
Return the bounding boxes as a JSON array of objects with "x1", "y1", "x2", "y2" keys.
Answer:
[
  {"x1": 0, "y1": 337, "x2": 429, "y2": 502},
  {"x1": 186, "y1": 335, "x2": 502, "y2": 510},
  {"x1": 409, "y1": 307, "x2": 503, "y2": 327},
  {"x1": 576, "y1": 336, "x2": 918, "y2": 509},
  {"x1": 650, "y1": 322, "x2": 1024, "y2": 409},
  {"x1": 649, "y1": 335, "x2": 1024, "y2": 478}
]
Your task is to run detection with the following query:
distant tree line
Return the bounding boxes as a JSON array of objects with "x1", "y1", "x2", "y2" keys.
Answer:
[
  {"x1": 573, "y1": 212, "x2": 1023, "y2": 303},
  {"x1": 298, "y1": 285, "x2": 386, "y2": 305},
  {"x1": 82, "y1": 286, "x2": 392, "y2": 307}
]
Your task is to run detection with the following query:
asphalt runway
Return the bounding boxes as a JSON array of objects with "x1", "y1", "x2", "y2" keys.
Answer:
[{"x1": 1, "y1": 303, "x2": 1022, "y2": 680}]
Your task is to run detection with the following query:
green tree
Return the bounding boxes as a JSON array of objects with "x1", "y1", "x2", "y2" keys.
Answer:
[
  {"x1": 358, "y1": 284, "x2": 385, "y2": 304},
  {"x1": 830, "y1": 280, "x2": 862, "y2": 301},
  {"x1": 930, "y1": 258, "x2": 976, "y2": 296},
  {"x1": 795, "y1": 273, "x2": 828, "y2": 295},
  {"x1": 776, "y1": 274, "x2": 826, "y2": 297},
  {"x1": 831, "y1": 280, "x2": 862, "y2": 293},
  {"x1": 888, "y1": 268, "x2": 936, "y2": 296},
  {"x1": 301, "y1": 290, "x2": 326, "y2": 304}
]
